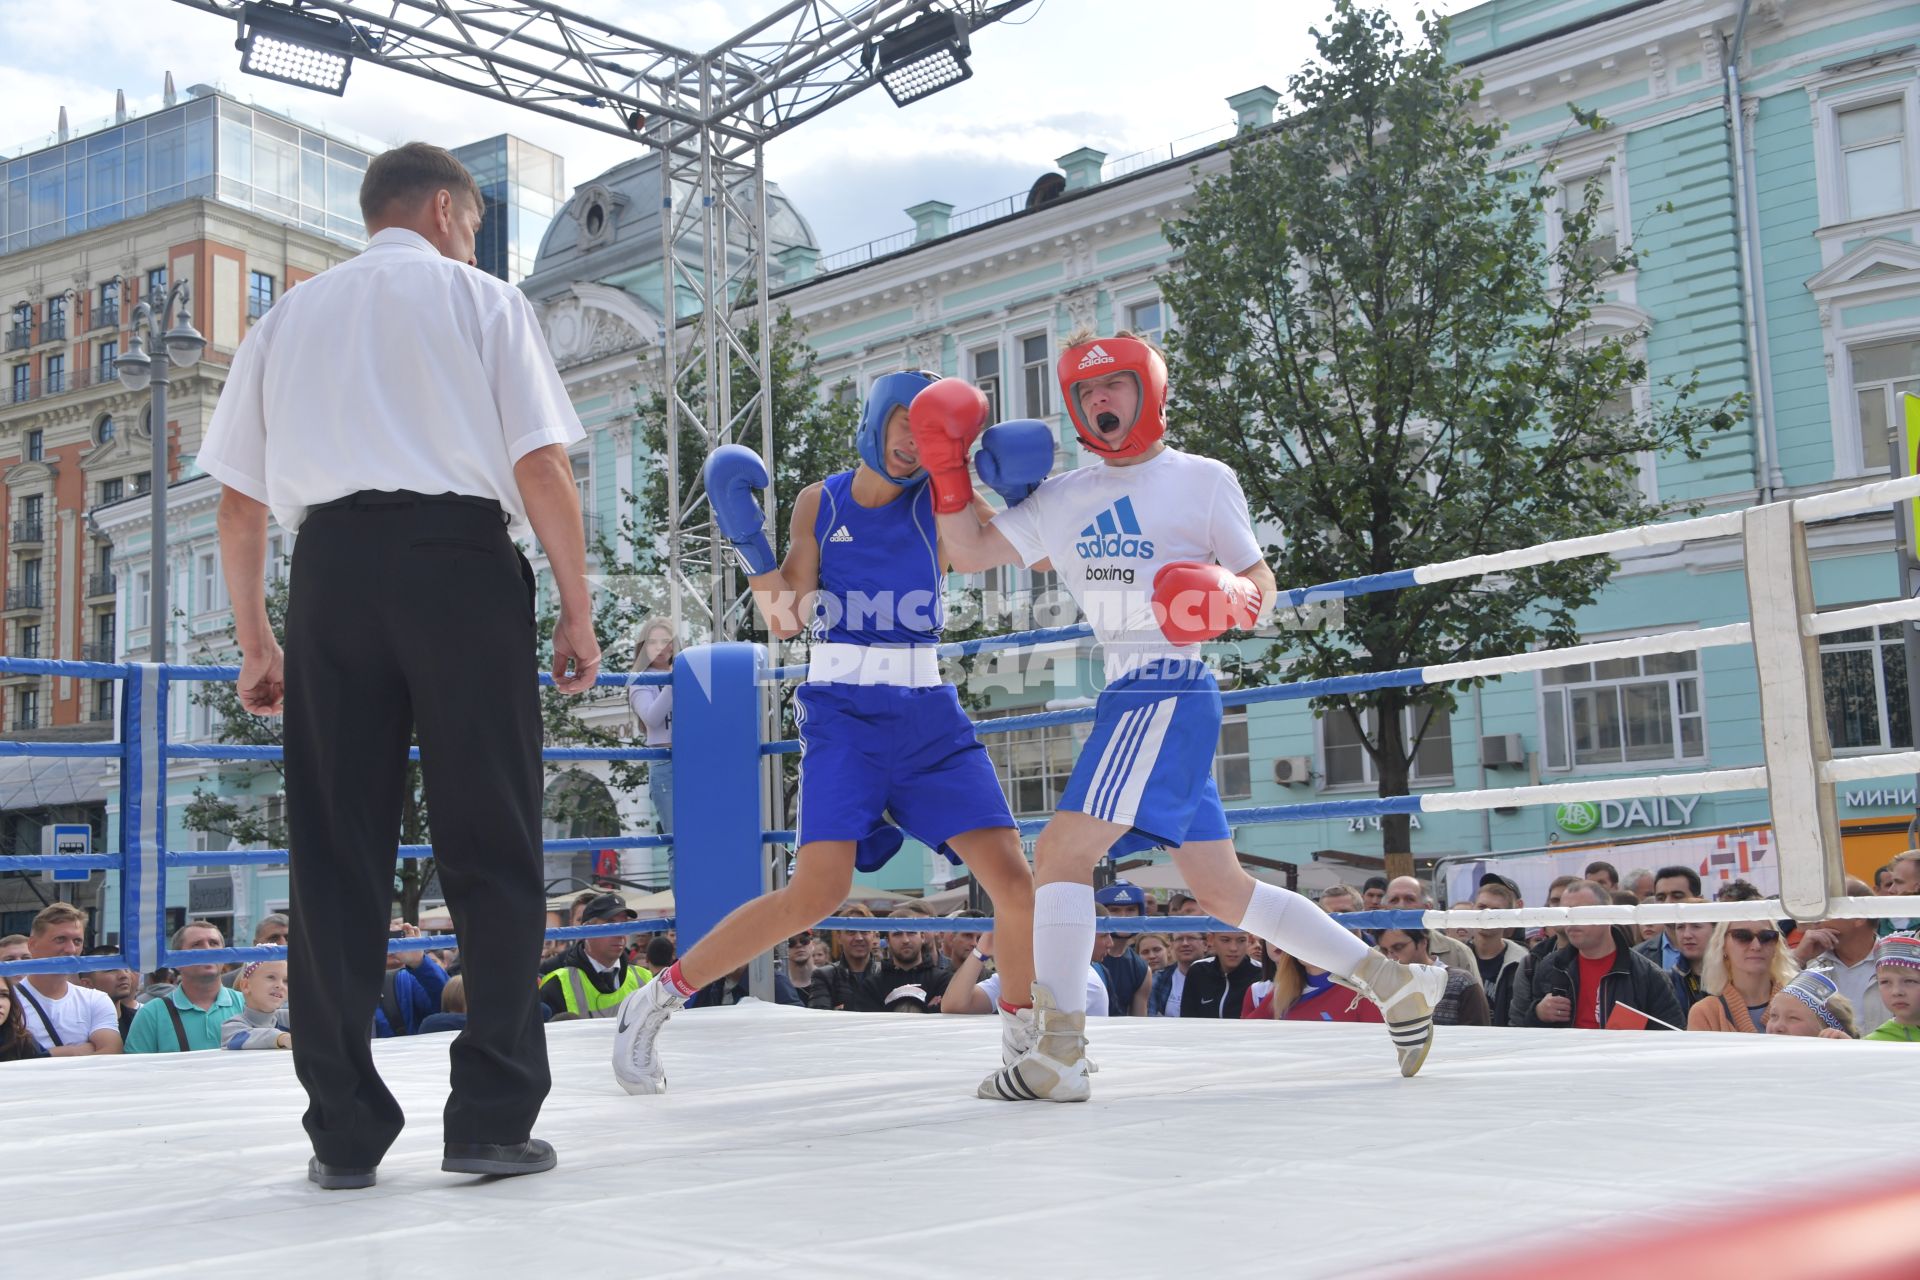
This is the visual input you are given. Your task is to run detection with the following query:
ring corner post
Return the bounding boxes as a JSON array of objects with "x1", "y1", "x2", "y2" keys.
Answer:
[
  {"x1": 670, "y1": 641, "x2": 769, "y2": 951},
  {"x1": 119, "y1": 663, "x2": 168, "y2": 975}
]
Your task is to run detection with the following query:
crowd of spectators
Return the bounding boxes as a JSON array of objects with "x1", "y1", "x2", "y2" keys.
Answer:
[{"x1": 5, "y1": 848, "x2": 1918, "y2": 1064}]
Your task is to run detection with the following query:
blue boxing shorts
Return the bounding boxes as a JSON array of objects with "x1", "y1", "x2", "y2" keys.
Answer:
[
  {"x1": 1059, "y1": 657, "x2": 1232, "y2": 858},
  {"x1": 793, "y1": 682, "x2": 1015, "y2": 869}
]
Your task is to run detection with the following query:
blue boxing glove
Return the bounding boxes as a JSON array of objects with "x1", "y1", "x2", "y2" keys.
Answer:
[
  {"x1": 974, "y1": 419, "x2": 1055, "y2": 507},
  {"x1": 703, "y1": 444, "x2": 777, "y2": 577}
]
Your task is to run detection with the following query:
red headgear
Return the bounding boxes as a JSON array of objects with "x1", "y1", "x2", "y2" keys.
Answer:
[{"x1": 1057, "y1": 336, "x2": 1168, "y2": 459}]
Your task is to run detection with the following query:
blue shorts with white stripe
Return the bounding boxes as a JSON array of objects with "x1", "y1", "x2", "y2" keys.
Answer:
[{"x1": 1059, "y1": 658, "x2": 1232, "y2": 857}]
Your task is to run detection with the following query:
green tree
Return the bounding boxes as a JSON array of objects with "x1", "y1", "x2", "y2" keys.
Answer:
[{"x1": 1160, "y1": 3, "x2": 1737, "y2": 879}]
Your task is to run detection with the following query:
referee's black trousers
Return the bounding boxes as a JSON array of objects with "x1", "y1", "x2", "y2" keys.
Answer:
[{"x1": 284, "y1": 492, "x2": 550, "y2": 1168}]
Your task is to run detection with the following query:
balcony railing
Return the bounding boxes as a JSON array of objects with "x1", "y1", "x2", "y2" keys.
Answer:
[
  {"x1": 4, "y1": 325, "x2": 30, "y2": 352},
  {"x1": 86, "y1": 705, "x2": 114, "y2": 723},
  {"x1": 11, "y1": 710, "x2": 38, "y2": 730},
  {"x1": 42, "y1": 318, "x2": 66, "y2": 343},
  {"x1": 94, "y1": 305, "x2": 119, "y2": 330},
  {"x1": 4, "y1": 365, "x2": 110, "y2": 407},
  {"x1": 87, "y1": 572, "x2": 116, "y2": 598},
  {"x1": 4, "y1": 588, "x2": 44, "y2": 611},
  {"x1": 11, "y1": 638, "x2": 38, "y2": 659},
  {"x1": 11, "y1": 520, "x2": 43, "y2": 544},
  {"x1": 81, "y1": 642, "x2": 115, "y2": 662}
]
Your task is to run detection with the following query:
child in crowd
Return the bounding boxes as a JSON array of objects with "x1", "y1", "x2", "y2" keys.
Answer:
[
  {"x1": 1763, "y1": 970, "x2": 1857, "y2": 1039},
  {"x1": 1864, "y1": 932, "x2": 1920, "y2": 1042},
  {"x1": 223, "y1": 961, "x2": 292, "y2": 1050}
]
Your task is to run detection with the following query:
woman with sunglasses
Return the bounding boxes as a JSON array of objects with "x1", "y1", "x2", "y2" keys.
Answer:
[{"x1": 1688, "y1": 920, "x2": 1800, "y2": 1033}]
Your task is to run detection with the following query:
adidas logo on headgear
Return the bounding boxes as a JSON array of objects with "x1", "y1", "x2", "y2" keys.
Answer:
[
  {"x1": 1076, "y1": 343, "x2": 1116, "y2": 371},
  {"x1": 829, "y1": 526, "x2": 854, "y2": 543}
]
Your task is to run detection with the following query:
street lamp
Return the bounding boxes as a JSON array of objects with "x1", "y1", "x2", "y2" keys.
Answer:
[{"x1": 116, "y1": 278, "x2": 205, "y2": 664}]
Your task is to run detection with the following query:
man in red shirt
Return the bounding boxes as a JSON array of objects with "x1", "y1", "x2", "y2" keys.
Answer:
[{"x1": 1522, "y1": 880, "x2": 1683, "y2": 1031}]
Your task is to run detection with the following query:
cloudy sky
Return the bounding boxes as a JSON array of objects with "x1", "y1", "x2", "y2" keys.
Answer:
[{"x1": 0, "y1": 0, "x2": 1451, "y2": 255}]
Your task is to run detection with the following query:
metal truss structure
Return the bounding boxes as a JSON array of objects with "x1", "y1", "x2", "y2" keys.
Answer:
[{"x1": 166, "y1": 0, "x2": 1035, "y2": 639}]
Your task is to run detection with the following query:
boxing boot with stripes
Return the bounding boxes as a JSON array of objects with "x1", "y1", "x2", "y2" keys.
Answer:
[
  {"x1": 1332, "y1": 950, "x2": 1449, "y2": 1077},
  {"x1": 998, "y1": 1002, "x2": 1038, "y2": 1066},
  {"x1": 978, "y1": 983, "x2": 1091, "y2": 1103}
]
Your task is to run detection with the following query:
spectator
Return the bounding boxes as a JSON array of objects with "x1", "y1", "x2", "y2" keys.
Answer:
[
  {"x1": 1883, "y1": 852, "x2": 1920, "y2": 937},
  {"x1": 1716, "y1": 878, "x2": 1764, "y2": 903},
  {"x1": 1636, "y1": 899, "x2": 1712, "y2": 1011},
  {"x1": 1318, "y1": 885, "x2": 1362, "y2": 917},
  {"x1": 1246, "y1": 948, "x2": 1383, "y2": 1023},
  {"x1": 628, "y1": 616, "x2": 676, "y2": 833},
  {"x1": 1865, "y1": 932, "x2": 1920, "y2": 1042},
  {"x1": 1687, "y1": 920, "x2": 1798, "y2": 1034},
  {"x1": 825, "y1": 905, "x2": 884, "y2": 1012},
  {"x1": 944, "y1": 931, "x2": 1109, "y2": 1017},
  {"x1": 1094, "y1": 880, "x2": 1150, "y2": 1016},
  {"x1": 373, "y1": 922, "x2": 448, "y2": 1037},
  {"x1": 125, "y1": 921, "x2": 249, "y2": 1053},
  {"x1": 644, "y1": 934, "x2": 676, "y2": 974},
  {"x1": 1136, "y1": 933, "x2": 1172, "y2": 976},
  {"x1": 540, "y1": 911, "x2": 568, "y2": 965},
  {"x1": 223, "y1": 914, "x2": 290, "y2": 988},
  {"x1": 1610, "y1": 889, "x2": 1640, "y2": 907},
  {"x1": 1468, "y1": 882, "x2": 1527, "y2": 1025},
  {"x1": 223, "y1": 960, "x2": 294, "y2": 1050},
  {"x1": 1874, "y1": 864, "x2": 1895, "y2": 895},
  {"x1": 808, "y1": 937, "x2": 833, "y2": 968},
  {"x1": 418, "y1": 977, "x2": 470, "y2": 1035},
  {"x1": 1167, "y1": 892, "x2": 1202, "y2": 916},
  {"x1": 1384, "y1": 877, "x2": 1481, "y2": 987},
  {"x1": 1361, "y1": 877, "x2": 1387, "y2": 910},
  {"x1": 1515, "y1": 880, "x2": 1682, "y2": 1030},
  {"x1": 77, "y1": 946, "x2": 142, "y2": 1038},
  {"x1": 687, "y1": 962, "x2": 803, "y2": 1008},
  {"x1": 1764, "y1": 970, "x2": 1857, "y2": 1039},
  {"x1": 538, "y1": 894, "x2": 649, "y2": 1020},
  {"x1": 1789, "y1": 878, "x2": 1889, "y2": 1031},
  {"x1": 0, "y1": 977, "x2": 48, "y2": 1062},
  {"x1": 939, "y1": 910, "x2": 988, "y2": 972},
  {"x1": 0, "y1": 934, "x2": 30, "y2": 964},
  {"x1": 14, "y1": 904, "x2": 122, "y2": 1057},
  {"x1": 1584, "y1": 861, "x2": 1620, "y2": 891},
  {"x1": 1651, "y1": 866, "x2": 1702, "y2": 902},
  {"x1": 1181, "y1": 931, "x2": 1260, "y2": 1018},
  {"x1": 1149, "y1": 930, "x2": 1209, "y2": 1017},
  {"x1": 1375, "y1": 929, "x2": 1489, "y2": 1026},
  {"x1": 1622, "y1": 868, "x2": 1655, "y2": 900},
  {"x1": 786, "y1": 931, "x2": 833, "y2": 1010},
  {"x1": 863, "y1": 911, "x2": 952, "y2": 1011},
  {"x1": 569, "y1": 891, "x2": 600, "y2": 926}
]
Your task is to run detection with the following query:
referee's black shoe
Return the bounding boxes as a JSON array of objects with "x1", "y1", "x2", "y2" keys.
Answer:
[
  {"x1": 307, "y1": 1156, "x2": 377, "y2": 1190},
  {"x1": 442, "y1": 1139, "x2": 558, "y2": 1178}
]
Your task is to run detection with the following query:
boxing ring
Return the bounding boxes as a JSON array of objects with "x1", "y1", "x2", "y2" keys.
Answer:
[{"x1": 7, "y1": 474, "x2": 1920, "y2": 1277}]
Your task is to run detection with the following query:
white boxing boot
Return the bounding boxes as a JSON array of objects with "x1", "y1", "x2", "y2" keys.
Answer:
[
  {"x1": 998, "y1": 1001, "x2": 1037, "y2": 1066},
  {"x1": 977, "y1": 983, "x2": 1091, "y2": 1103},
  {"x1": 1333, "y1": 950, "x2": 1450, "y2": 1077},
  {"x1": 612, "y1": 975, "x2": 686, "y2": 1096}
]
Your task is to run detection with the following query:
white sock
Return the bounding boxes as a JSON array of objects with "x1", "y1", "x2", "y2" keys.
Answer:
[
  {"x1": 1032, "y1": 882, "x2": 1096, "y2": 1016},
  {"x1": 1237, "y1": 881, "x2": 1369, "y2": 977}
]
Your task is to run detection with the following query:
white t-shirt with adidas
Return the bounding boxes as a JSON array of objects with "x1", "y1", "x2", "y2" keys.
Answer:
[{"x1": 990, "y1": 447, "x2": 1265, "y2": 680}]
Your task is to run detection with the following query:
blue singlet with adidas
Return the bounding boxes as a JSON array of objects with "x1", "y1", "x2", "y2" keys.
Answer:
[{"x1": 796, "y1": 471, "x2": 1013, "y2": 865}]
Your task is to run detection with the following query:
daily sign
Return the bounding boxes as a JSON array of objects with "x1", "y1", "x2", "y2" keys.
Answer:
[{"x1": 1556, "y1": 796, "x2": 1701, "y2": 835}]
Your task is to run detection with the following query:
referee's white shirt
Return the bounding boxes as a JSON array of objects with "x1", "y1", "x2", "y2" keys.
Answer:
[{"x1": 199, "y1": 227, "x2": 584, "y2": 537}]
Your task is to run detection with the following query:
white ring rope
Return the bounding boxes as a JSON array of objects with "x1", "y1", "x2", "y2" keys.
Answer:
[
  {"x1": 1415, "y1": 895, "x2": 1920, "y2": 929},
  {"x1": 1423, "y1": 622, "x2": 1754, "y2": 684},
  {"x1": 1790, "y1": 473, "x2": 1920, "y2": 524},
  {"x1": 1804, "y1": 597, "x2": 1920, "y2": 636},
  {"x1": 1822, "y1": 750, "x2": 1920, "y2": 783},
  {"x1": 1420, "y1": 766, "x2": 1769, "y2": 813},
  {"x1": 1408, "y1": 510, "x2": 1745, "y2": 585}
]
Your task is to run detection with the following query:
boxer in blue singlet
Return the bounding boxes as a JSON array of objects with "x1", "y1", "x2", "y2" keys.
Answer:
[{"x1": 611, "y1": 372, "x2": 1059, "y2": 1096}]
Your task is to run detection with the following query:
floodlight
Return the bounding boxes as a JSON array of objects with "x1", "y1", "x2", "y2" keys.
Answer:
[
  {"x1": 868, "y1": 12, "x2": 972, "y2": 107},
  {"x1": 237, "y1": 3, "x2": 357, "y2": 96}
]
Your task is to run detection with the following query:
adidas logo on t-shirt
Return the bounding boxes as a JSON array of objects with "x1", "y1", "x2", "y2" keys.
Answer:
[
  {"x1": 1076, "y1": 343, "x2": 1116, "y2": 371},
  {"x1": 829, "y1": 525, "x2": 855, "y2": 543},
  {"x1": 1075, "y1": 495, "x2": 1153, "y2": 559}
]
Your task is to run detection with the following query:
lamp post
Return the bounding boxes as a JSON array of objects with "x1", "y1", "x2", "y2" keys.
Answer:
[{"x1": 114, "y1": 279, "x2": 205, "y2": 664}]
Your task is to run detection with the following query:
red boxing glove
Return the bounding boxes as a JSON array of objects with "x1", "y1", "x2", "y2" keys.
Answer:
[
  {"x1": 1152, "y1": 562, "x2": 1260, "y2": 646},
  {"x1": 907, "y1": 378, "x2": 990, "y2": 515}
]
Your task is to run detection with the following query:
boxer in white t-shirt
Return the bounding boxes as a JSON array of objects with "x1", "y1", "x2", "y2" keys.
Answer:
[{"x1": 911, "y1": 332, "x2": 1449, "y2": 1101}]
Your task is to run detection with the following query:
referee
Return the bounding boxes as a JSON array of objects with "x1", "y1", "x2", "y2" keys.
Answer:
[{"x1": 200, "y1": 142, "x2": 600, "y2": 1189}]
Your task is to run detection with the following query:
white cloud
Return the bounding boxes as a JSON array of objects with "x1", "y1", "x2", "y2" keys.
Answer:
[{"x1": 2, "y1": 0, "x2": 1450, "y2": 253}]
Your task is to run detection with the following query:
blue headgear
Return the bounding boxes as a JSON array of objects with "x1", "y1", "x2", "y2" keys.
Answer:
[
  {"x1": 858, "y1": 370, "x2": 939, "y2": 487},
  {"x1": 1094, "y1": 880, "x2": 1147, "y2": 910}
]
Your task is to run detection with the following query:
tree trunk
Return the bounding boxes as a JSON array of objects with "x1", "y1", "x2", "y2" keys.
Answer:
[{"x1": 1373, "y1": 692, "x2": 1416, "y2": 882}]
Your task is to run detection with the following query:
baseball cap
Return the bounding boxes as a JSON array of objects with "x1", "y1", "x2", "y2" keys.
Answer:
[
  {"x1": 884, "y1": 983, "x2": 932, "y2": 1012},
  {"x1": 1095, "y1": 880, "x2": 1147, "y2": 910},
  {"x1": 579, "y1": 893, "x2": 639, "y2": 924},
  {"x1": 1478, "y1": 873, "x2": 1521, "y2": 898}
]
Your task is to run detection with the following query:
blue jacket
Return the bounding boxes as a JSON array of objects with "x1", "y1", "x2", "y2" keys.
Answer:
[
  {"x1": 373, "y1": 954, "x2": 448, "y2": 1037},
  {"x1": 1149, "y1": 964, "x2": 1176, "y2": 1016}
]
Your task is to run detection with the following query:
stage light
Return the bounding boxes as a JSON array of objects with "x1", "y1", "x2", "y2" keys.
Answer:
[
  {"x1": 237, "y1": 3, "x2": 357, "y2": 96},
  {"x1": 867, "y1": 12, "x2": 973, "y2": 108}
]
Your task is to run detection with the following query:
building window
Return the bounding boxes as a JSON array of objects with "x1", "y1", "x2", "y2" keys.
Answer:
[
  {"x1": 44, "y1": 295, "x2": 67, "y2": 341},
  {"x1": 1559, "y1": 168, "x2": 1618, "y2": 266},
  {"x1": 1541, "y1": 651, "x2": 1705, "y2": 770},
  {"x1": 18, "y1": 624, "x2": 39, "y2": 659},
  {"x1": 9, "y1": 364, "x2": 27, "y2": 403},
  {"x1": 248, "y1": 271, "x2": 274, "y2": 320},
  {"x1": 133, "y1": 471, "x2": 151, "y2": 495},
  {"x1": 197, "y1": 550, "x2": 222, "y2": 613},
  {"x1": 98, "y1": 477, "x2": 123, "y2": 506},
  {"x1": 1321, "y1": 705, "x2": 1454, "y2": 788},
  {"x1": 20, "y1": 558, "x2": 41, "y2": 596},
  {"x1": 1125, "y1": 298, "x2": 1165, "y2": 346},
  {"x1": 1838, "y1": 100, "x2": 1908, "y2": 222},
  {"x1": 266, "y1": 534, "x2": 289, "y2": 583},
  {"x1": 44, "y1": 353, "x2": 64, "y2": 394},
  {"x1": 1215, "y1": 705, "x2": 1251, "y2": 799},
  {"x1": 982, "y1": 709, "x2": 1083, "y2": 815},
  {"x1": 25, "y1": 429, "x2": 42, "y2": 461},
  {"x1": 98, "y1": 341, "x2": 117, "y2": 381},
  {"x1": 22, "y1": 494, "x2": 43, "y2": 527},
  {"x1": 8, "y1": 302, "x2": 29, "y2": 346},
  {"x1": 131, "y1": 569, "x2": 151, "y2": 629},
  {"x1": 970, "y1": 345, "x2": 1002, "y2": 424},
  {"x1": 15, "y1": 689, "x2": 37, "y2": 731},
  {"x1": 146, "y1": 266, "x2": 167, "y2": 306},
  {"x1": 1821, "y1": 623, "x2": 1913, "y2": 752},
  {"x1": 1019, "y1": 332, "x2": 1051, "y2": 418},
  {"x1": 1850, "y1": 337, "x2": 1920, "y2": 472},
  {"x1": 99, "y1": 280, "x2": 119, "y2": 328},
  {"x1": 829, "y1": 378, "x2": 858, "y2": 407}
]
